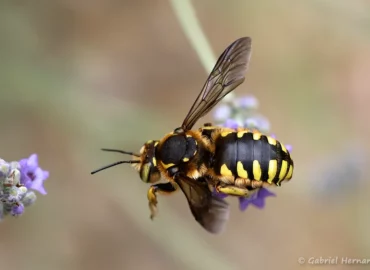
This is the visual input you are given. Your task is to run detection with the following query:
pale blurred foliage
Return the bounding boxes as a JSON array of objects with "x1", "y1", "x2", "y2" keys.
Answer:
[{"x1": 1, "y1": 1, "x2": 370, "y2": 270}]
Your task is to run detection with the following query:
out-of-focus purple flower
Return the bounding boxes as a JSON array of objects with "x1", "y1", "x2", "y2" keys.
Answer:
[
  {"x1": 223, "y1": 119, "x2": 239, "y2": 129},
  {"x1": 238, "y1": 188, "x2": 276, "y2": 211},
  {"x1": 213, "y1": 104, "x2": 232, "y2": 122},
  {"x1": 286, "y1": 144, "x2": 293, "y2": 153},
  {"x1": 214, "y1": 94, "x2": 272, "y2": 134},
  {"x1": 232, "y1": 95, "x2": 259, "y2": 110},
  {"x1": 244, "y1": 114, "x2": 270, "y2": 132},
  {"x1": 20, "y1": 154, "x2": 49, "y2": 195}
]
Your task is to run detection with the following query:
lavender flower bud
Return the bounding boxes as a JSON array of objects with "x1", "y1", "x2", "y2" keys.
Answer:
[
  {"x1": 2, "y1": 186, "x2": 26, "y2": 205},
  {"x1": 9, "y1": 161, "x2": 20, "y2": 171},
  {"x1": 11, "y1": 203, "x2": 24, "y2": 216},
  {"x1": 3, "y1": 169, "x2": 21, "y2": 187},
  {"x1": 213, "y1": 104, "x2": 232, "y2": 122},
  {"x1": 232, "y1": 95, "x2": 259, "y2": 110},
  {"x1": 22, "y1": 191, "x2": 37, "y2": 206},
  {"x1": 244, "y1": 118, "x2": 259, "y2": 129},
  {"x1": 18, "y1": 186, "x2": 28, "y2": 197},
  {"x1": 0, "y1": 159, "x2": 10, "y2": 179},
  {"x1": 244, "y1": 115, "x2": 270, "y2": 133},
  {"x1": 223, "y1": 119, "x2": 239, "y2": 129}
]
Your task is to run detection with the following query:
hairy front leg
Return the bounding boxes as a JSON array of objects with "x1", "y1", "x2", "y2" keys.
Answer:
[{"x1": 147, "y1": 182, "x2": 177, "y2": 220}]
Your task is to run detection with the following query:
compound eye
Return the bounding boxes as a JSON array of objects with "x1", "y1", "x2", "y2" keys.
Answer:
[
  {"x1": 139, "y1": 163, "x2": 160, "y2": 183},
  {"x1": 139, "y1": 163, "x2": 150, "y2": 183}
]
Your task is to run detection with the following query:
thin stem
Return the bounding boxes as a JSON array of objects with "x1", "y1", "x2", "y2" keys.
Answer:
[
  {"x1": 169, "y1": 0, "x2": 216, "y2": 74},
  {"x1": 169, "y1": 0, "x2": 235, "y2": 100}
]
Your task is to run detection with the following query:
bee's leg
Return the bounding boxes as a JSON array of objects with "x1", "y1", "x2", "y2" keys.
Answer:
[
  {"x1": 203, "y1": 122, "x2": 213, "y2": 127},
  {"x1": 261, "y1": 181, "x2": 274, "y2": 188},
  {"x1": 234, "y1": 178, "x2": 264, "y2": 192},
  {"x1": 249, "y1": 180, "x2": 264, "y2": 189},
  {"x1": 147, "y1": 182, "x2": 177, "y2": 220},
  {"x1": 215, "y1": 183, "x2": 249, "y2": 197}
]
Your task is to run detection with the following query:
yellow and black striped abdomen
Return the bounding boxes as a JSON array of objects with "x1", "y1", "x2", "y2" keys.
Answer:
[{"x1": 213, "y1": 130, "x2": 293, "y2": 186}]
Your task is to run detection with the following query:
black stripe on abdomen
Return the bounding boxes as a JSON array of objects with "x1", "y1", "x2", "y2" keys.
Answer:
[
  {"x1": 237, "y1": 132, "x2": 254, "y2": 179},
  {"x1": 259, "y1": 135, "x2": 271, "y2": 181},
  {"x1": 273, "y1": 141, "x2": 283, "y2": 184},
  {"x1": 214, "y1": 132, "x2": 237, "y2": 177},
  {"x1": 237, "y1": 133, "x2": 272, "y2": 181}
]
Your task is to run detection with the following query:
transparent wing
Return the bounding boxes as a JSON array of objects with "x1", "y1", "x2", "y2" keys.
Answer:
[
  {"x1": 181, "y1": 37, "x2": 252, "y2": 131},
  {"x1": 175, "y1": 175, "x2": 230, "y2": 234}
]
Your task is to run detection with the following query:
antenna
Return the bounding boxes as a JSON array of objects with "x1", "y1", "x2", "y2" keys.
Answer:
[{"x1": 91, "y1": 160, "x2": 140, "y2": 175}]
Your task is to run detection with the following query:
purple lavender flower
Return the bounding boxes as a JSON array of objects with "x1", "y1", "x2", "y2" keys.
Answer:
[
  {"x1": 238, "y1": 188, "x2": 276, "y2": 211},
  {"x1": 0, "y1": 153, "x2": 49, "y2": 220},
  {"x1": 212, "y1": 187, "x2": 276, "y2": 211},
  {"x1": 11, "y1": 203, "x2": 25, "y2": 216},
  {"x1": 212, "y1": 189, "x2": 228, "y2": 199},
  {"x1": 212, "y1": 94, "x2": 293, "y2": 211},
  {"x1": 19, "y1": 154, "x2": 49, "y2": 195}
]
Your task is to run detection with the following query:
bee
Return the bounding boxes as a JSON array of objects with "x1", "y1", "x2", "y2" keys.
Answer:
[{"x1": 91, "y1": 37, "x2": 294, "y2": 234}]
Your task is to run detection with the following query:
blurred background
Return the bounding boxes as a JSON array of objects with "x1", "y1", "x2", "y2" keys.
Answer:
[{"x1": 1, "y1": 0, "x2": 370, "y2": 269}]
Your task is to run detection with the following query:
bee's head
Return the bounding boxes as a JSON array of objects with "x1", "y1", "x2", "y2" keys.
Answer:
[
  {"x1": 137, "y1": 140, "x2": 161, "y2": 183},
  {"x1": 90, "y1": 140, "x2": 161, "y2": 184}
]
